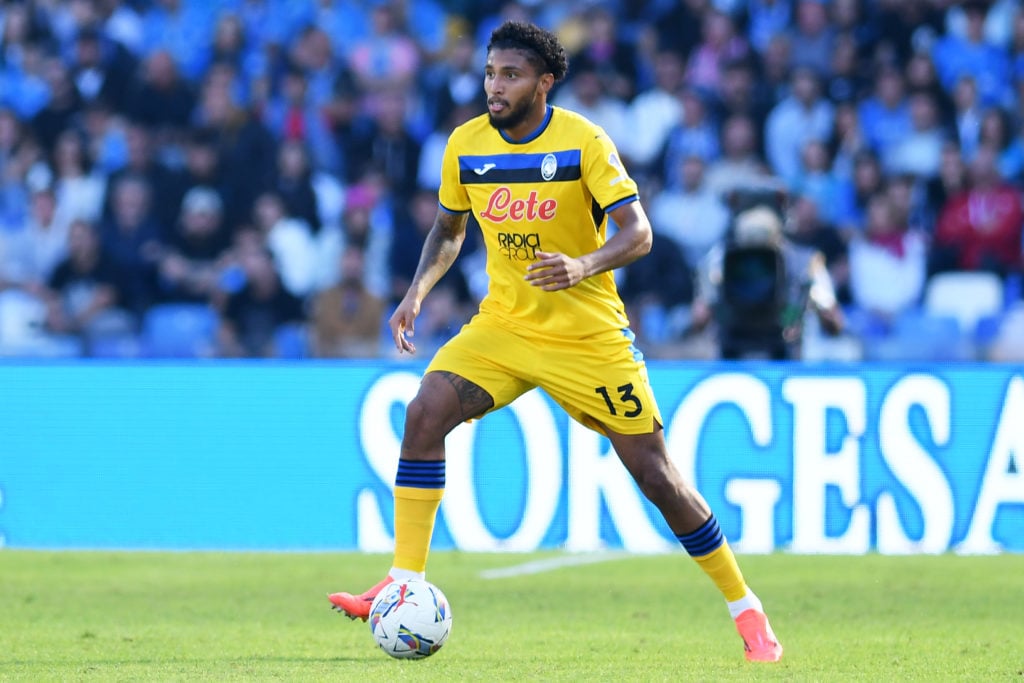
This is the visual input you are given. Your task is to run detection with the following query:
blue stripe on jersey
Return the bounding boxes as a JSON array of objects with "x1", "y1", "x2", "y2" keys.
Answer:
[
  {"x1": 459, "y1": 152, "x2": 582, "y2": 184},
  {"x1": 458, "y1": 149, "x2": 582, "y2": 174},
  {"x1": 676, "y1": 516, "x2": 725, "y2": 557},
  {"x1": 605, "y1": 194, "x2": 639, "y2": 213},
  {"x1": 460, "y1": 165, "x2": 581, "y2": 184},
  {"x1": 497, "y1": 104, "x2": 553, "y2": 144},
  {"x1": 438, "y1": 201, "x2": 470, "y2": 215},
  {"x1": 395, "y1": 459, "x2": 446, "y2": 489}
]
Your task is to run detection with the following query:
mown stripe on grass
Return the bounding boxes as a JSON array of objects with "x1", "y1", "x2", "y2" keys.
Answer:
[{"x1": 478, "y1": 551, "x2": 633, "y2": 579}]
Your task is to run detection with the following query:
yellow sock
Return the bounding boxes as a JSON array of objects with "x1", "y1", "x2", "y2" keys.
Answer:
[
  {"x1": 693, "y1": 543, "x2": 748, "y2": 602},
  {"x1": 676, "y1": 515, "x2": 748, "y2": 602},
  {"x1": 392, "y1": 485, "x2": 443, "y2": 573}
]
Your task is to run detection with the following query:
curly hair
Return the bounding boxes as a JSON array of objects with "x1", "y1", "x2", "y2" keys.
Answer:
[{"x1": 487, "y1": 21, "x2": 569, "y2": 82}]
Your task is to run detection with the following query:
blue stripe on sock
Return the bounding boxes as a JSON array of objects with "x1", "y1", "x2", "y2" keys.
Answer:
[
  {"x1": 395, "y1": 459, "x2": 445, "y2": 489},
  {"x1": 676, "y1": 516, "x2": 725, "y2": 557},
  {"x1": 396, "y1": 460, "x2": 445, "y2": 471}
]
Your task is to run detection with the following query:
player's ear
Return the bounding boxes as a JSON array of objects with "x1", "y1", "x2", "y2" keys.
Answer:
[{"x1": 538, "y1": 72, "x2": 555, "y2": 95}]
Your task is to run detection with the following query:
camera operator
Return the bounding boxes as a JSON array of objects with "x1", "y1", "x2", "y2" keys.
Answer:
[{"x1": 690, "y1": 188, "x2": 844, "y2": 360}]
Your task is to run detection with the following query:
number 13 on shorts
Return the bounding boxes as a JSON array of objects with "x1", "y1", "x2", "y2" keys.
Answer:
[{"x1": 595, "y1": 383, "x2": 643, "y2": 418}]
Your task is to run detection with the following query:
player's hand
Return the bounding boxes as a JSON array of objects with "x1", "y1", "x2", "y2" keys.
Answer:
[
  {"x1": 389, "y1": 297, "x2": 421, "y2": 354},
  {"x1": 525, "y1": 251, "x2": 586, "y2": 291}
]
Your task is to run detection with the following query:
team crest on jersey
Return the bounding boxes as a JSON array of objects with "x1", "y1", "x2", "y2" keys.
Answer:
[{"x1": 540, "y1": 153, "x2": 558, "y2": 181}]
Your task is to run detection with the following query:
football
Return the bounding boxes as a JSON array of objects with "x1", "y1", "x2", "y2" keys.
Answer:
[{"x1": 368, "y1": 578, "x2": 453, "y2": 659}]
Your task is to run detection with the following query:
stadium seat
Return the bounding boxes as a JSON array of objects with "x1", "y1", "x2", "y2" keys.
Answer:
[
  {"x1": 802, "y1": 311, "x2": 864, "y2": 361},
  {"x1": 0, "y1": 334, "x2": 83, "y2": 358},
  {"x1": 866, "y1": 308, "x2": 970, "y2": 361},
  {"x1": 0, "y1": 289, "x2": 47, "y2": 347},
  {"x1": 974, "y1": 313, "x2": 1003, "y2": 348},
  {"x1": 141, "y1": 304, "x2": 219, "y2": 358},
  {"x1": 273, "y1": 322, "x2": 308, "y2": 359},
  {"x1": 841, "y1": 306, "x2": 891, "y2": 341},
  {"x1": 0, "y1": 290, "x2": 86, "y2": 358},
  {"x1": 89, "y1": 334, "x2": 143, "y2": 359},
  {"x1": 986, "y1": 305, "x2": 1024, "y2": 361},
  {"x1": 802, "y1": 333, "x2": 863, "y2": 362},
  {"x1": 923, "y1": 271, "x2": 1004, "y2": 335}
]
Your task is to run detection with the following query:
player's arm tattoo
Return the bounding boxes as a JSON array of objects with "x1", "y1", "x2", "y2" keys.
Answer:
[
  {"x1": 433, "y1": 208, "x2": 468, "y2": 240},
  {"x1": 412, "y1": 211, "x2": 468, "y2": 290},
  {"x1": 438, "y1": 371, "x2": 494, "y2": 421}
]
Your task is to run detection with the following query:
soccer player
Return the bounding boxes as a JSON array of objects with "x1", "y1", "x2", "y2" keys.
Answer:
[{"x1": 329, "y1": 21, "x2": 783, "y2": 663}]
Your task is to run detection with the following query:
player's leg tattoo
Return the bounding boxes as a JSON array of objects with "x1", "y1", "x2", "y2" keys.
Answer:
[{"x1": 437, "y1": 371, "x2": 494, "y2": 422}]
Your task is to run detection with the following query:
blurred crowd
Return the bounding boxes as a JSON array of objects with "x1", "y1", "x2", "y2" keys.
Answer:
[{"x1": 1, "y1": 0, "x2": 1023, "y2": 361}]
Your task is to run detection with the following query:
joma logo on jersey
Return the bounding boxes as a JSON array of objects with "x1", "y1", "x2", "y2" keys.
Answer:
[
  {"x1": 480, "y1": 187, "x2": 556, "y2": 222},
  {"x1": 497, "y1": 231, "x2": 541, "y2": 260}
]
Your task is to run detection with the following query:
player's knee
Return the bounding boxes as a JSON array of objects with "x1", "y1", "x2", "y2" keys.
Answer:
[
  {"x1": 404, "y1": 395, "x2": 434, "y2": 433},
  {"x1": 402, "y1": 394, "x2": 451, "y2": 445}
]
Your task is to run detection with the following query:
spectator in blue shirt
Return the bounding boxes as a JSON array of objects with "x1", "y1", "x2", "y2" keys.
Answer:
[
  {"x1": 858, "y1": 64, "x2": 912, "y2": 154},
  {"x1": 658, "y1": 88, "x2": 721, "y2": 188},
  {"x1": 765, "y1": 65, "x2": 834, "y2": 185},
  {"x1": 262, "y1": 66, "x2": 341, "y2": 174},
  {"x1": 98, "y1": 174, "x2": 162, "y2": 316},
  {"x1": 950, "y1": 74, "x2": 985, "y2": 160},
  {"x1": 139, "y1": 0, "x2": 215, "y2": 83},
  {"x1": 786, "y1": 0, "x2": 834, "y2": 71},
  {"x1": 882, "y1": 90, "x2": 947, "y2": 179},
  {"x1": 308, "y1": 0, "x2": 371, "y2": 61},
  {"x1": 222, "y1": 0, "x2": 315, "y2": 56},
  {"x1": 1, "y1": 45, "x2": 52, "y2": 122},
  {"x1": 745, "y1": 0, "x2": 792, "y2": 55},
  {"x1": 931, "y1": 0, "x2": 1012, "y2": 107},
  {"x1": 793, "y1": 138, "x2": 844, "y2": 226}
]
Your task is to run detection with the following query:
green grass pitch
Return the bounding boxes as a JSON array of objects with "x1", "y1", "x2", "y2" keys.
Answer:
[{"x1": 1, "y1": 550, "x2": 1021, "y2": 681}]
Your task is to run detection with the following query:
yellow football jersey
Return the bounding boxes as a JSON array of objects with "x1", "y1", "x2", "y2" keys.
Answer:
[{"x1": 438, "y1": 105, "x2": 640, "y2": 340}]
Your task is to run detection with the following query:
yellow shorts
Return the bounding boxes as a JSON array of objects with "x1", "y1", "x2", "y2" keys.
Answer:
[{"x1": 426, "y1": 314, "x2": 662, "y2": 435}]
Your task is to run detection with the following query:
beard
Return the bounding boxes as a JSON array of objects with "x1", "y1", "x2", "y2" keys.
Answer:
[{"x1": 487, "y1": 93, "x2": 535, "y2": 131}]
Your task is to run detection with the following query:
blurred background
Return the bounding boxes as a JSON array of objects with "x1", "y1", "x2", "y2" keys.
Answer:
[{"x1": 1, "y1": 0, "x2": 1023, "y2": 363}]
